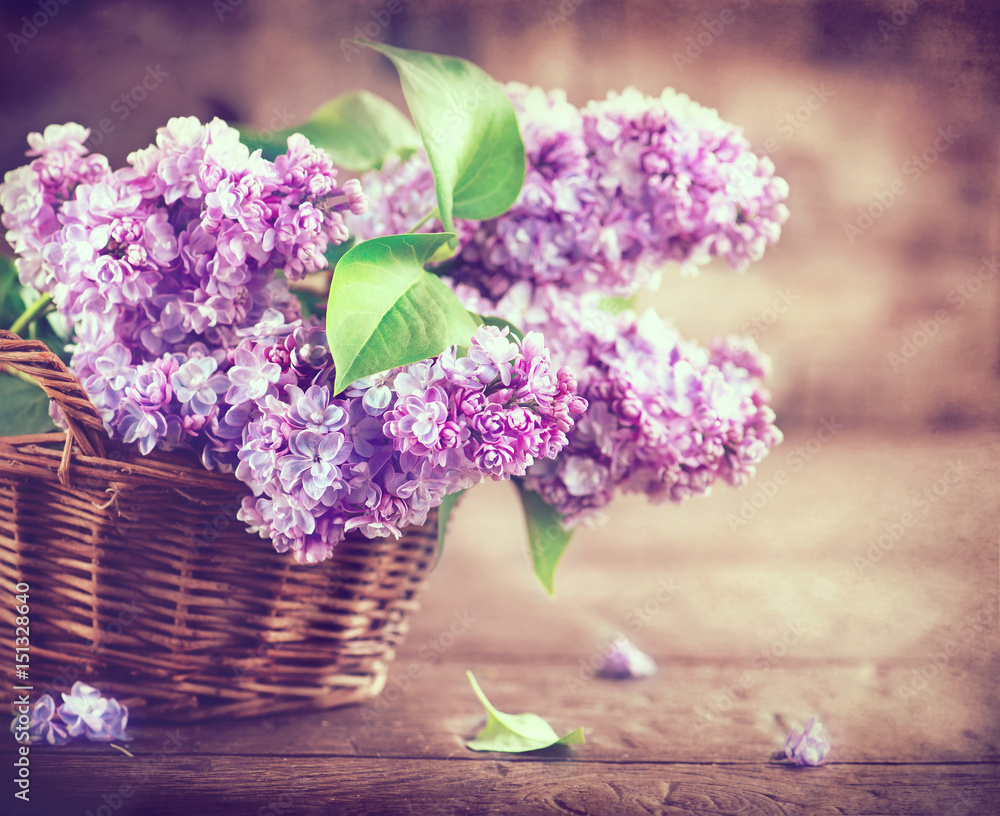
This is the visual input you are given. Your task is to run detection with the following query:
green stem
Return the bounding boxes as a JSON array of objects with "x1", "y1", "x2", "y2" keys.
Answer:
[
  {"x1": 407, "y1": 207, "x2": 439, "y2": 234},
  {"x1": 10, "y1": 294, "x2": 53, "y2": 336}
]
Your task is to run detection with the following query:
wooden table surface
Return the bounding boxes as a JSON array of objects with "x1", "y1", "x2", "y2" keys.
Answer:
[{"x1": 6, "y1": 428, "x2": 999, "y2": 815}]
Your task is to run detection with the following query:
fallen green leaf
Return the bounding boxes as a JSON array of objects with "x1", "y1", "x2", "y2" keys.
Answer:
[{"x1": 465, "y1": 671, "x2": 584, "y2": 753}]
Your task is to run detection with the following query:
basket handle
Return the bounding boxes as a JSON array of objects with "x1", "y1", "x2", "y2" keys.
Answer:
[{"x1": 0, "y1": 330, "x2": 107, "y2": 460}]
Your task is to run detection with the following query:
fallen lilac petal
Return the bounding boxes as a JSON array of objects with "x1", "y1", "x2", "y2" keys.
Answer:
[
  {"x1": 781, "y1": 717, "x2": 830, "y2": 766},
  {"x1": 597, "y1": 636, "x2": 657, "y2": 679},
  {"x1": 10, "y1": 693, "x2": 70, "y2": 746}
]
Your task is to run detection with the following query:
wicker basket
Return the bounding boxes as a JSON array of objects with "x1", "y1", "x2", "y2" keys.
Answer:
[{"x1": 0, "y1": 330, "x2": 438, "y2": 721}]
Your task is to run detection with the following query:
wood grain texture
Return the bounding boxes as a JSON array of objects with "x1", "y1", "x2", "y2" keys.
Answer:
[
  {"x1": 1, "y1": 428, "x2": 996, "y2": 815},
  {"x1": 15, "y1": 755, "x2": 1000, "y2": 816}
]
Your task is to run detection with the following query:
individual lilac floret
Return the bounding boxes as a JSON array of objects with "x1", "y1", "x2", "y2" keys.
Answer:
[
  {"x1": 10, "y1": 694, "x2": 70, "y2": 746},
  {"x1": 779, "y1": 718, "x2": 830, "y2": 767},
  {"x1": 597, "y1": 635, "x2": 657, "y2": 679},
  {"x1": 56, "y1": 682, "x2": 132, "y2": 743}
]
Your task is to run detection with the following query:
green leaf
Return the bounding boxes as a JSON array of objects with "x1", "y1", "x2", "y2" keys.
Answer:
[
  {"x1": 0, "y1": 375, "x2": 56, "y2": 435},
  {"x1": 598, "y1": 295, "x2": 639, "y2": 314},
  {"x1": 241, "y1": 91, "x2": 422, "y2": 172},
  {"x1": 514, "y1": 481, "x2": 574, "y2": 596},
  {"x1": 357, "y1": 41, "x2": 525, "y2": 237},
  {"x1": 465, "y1": 671, "x2": 584, "y2": 753},
  {"x1": 434, "y1": 489, "x2": 466, "y2": 569},
  {"x1": 326, "y1": 233, "x2": 481, "y2": 394},
  {"x1": 0, "y1": 256, "x2": 25, "y2": 326}
]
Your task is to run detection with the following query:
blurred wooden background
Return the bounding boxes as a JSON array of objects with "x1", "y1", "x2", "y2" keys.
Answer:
[
  {"x1": 1, "y1": 3, "x2": 998, "y2": 813},
  {"x1": 1, "y1": 0, "x2": 998, "y2": 431}
]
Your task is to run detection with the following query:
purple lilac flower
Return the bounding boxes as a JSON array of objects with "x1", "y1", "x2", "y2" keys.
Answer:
[
  {"x1": 10, "y1": 694, "x2": 69, "y2": 746},
  {"x1": 454, "y1": 285, "x2": 781, "y2": 525},
  {"x1": 780, "y1": 718, "x2": 830, "y2": 766},
  {"x1": 236, "y1": 324, "x2": 583, "y2": 564},
  {"x1": 57, "y1": 682, "x2": 131, "y2": 743},
  {"x1": 10, "y1": 684, "x2": 131, "y2": 745},
  {"x1": 351, "y1": 82, "x2": 787, "y2": 300},
  {"x1": 0, "y1": 117, "x2": 364, "y2": 467},
  {"x1": 597, "y1": 635, "x2": 657, "y2": 679}
]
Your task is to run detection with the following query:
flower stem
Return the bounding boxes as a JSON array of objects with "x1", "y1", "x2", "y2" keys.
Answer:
[
  {"x1": 407, "y1": 207, "x2": 439, "y2": 234},
  {"x1": 10, "y1": 293, "x2": 53, "y2": 336}
]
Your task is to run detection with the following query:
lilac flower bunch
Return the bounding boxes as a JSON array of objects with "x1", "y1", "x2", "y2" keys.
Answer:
[
  {"x1": 10, "y1": 683, "x2": 130, "y2": 745},
  {"x1": 0, "y1": 118, "x2": 364, "y2": 466},
  {"x1": 1, "y1": 51, "x2": 786, "y2": 579},
  {"x1": 237, "y1": 324, "x2": 585, "y2": 564},
  {"x1": 351, "y1": 82, "x2": 789, "y2": 300},
  {"x1": 456, "y1": 284, "x2": 781, "y2": 525}
]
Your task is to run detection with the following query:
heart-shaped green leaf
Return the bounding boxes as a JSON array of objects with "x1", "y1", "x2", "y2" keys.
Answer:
[
  {"x1": 515, "y1": 481, "x2": 574, "y2": 596},
  {"x1": 326, "y1": 233, "x2": 481, "y2": 394},
  {"x1": 239, "y1": 91, "x2": 420, "y2": 172},
  {"x1": 0, "y1": 374, "x2": 56, "y2": 435},
  {"x1": 356, "y1": 41, "x2": 525, "y2": 237},
  {"x1": 465, "y1": 671, "x2": 585, "y2": 753}
]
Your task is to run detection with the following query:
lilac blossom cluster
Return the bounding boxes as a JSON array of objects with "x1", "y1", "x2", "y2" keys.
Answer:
[
  {"x1": 236, "y1": 324, "x2": 585, "y2": 564},
  {"x1": 455, "y1": 284, "x2": 782, "y2": 525},
  {"x1": 351, "y1": 82, "x2": 788, "y2": 299},
  {"x1": 0, "y1": 119, "x2": 365, "y2": 466},
  {"x1": 10, "y1": 683, "x2": 130, "y2": 746}
]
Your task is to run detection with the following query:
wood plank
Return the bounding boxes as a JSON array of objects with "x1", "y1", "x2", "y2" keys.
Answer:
[
  {"x1": 13, "y1": 657, "x2": 994, "y2": 764},
  {"x1": 18, "y1": 755, "x2": 1000, "y2": 816},
  {"x1": 412, "y1": 431, "x2": 1000, "y2": 662}
]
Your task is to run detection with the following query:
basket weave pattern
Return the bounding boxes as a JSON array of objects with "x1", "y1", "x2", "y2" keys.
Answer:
[{"x1": 0, "y1": 331, "x2": 437, "y2": 720}]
